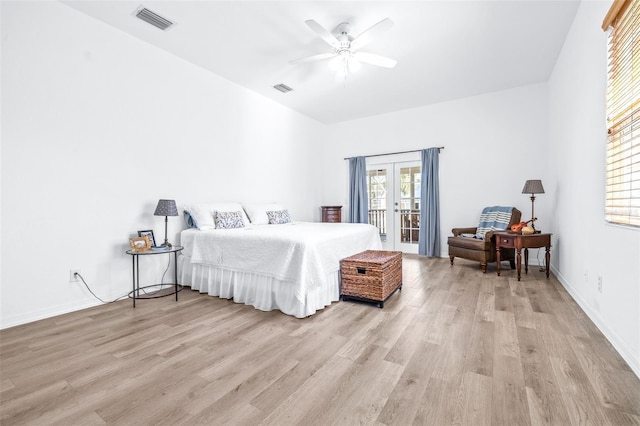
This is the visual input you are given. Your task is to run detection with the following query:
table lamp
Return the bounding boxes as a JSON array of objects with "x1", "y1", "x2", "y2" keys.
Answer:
[
  {"x1": 154, "y1": 199, "x2": 178, "y2": 248},
  {"x1": 522, "y1": 180, "x2": 544, "y2": 230}
]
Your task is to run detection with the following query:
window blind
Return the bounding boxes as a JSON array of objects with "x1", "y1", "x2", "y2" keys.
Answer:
[{"x1": 604, "y1": 0, "x2": 640, "y2": 227}]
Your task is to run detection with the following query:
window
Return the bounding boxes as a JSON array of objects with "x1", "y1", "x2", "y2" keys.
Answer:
[
  {"x1": 603, "y1": 0, "x2": 639, "y2": 227},
  {"x1": 367, "y1": 169, "x2": 388, "y2": 240},
  {"x1": 399, "y1": 166, "x2": 421, "y2": 244}
]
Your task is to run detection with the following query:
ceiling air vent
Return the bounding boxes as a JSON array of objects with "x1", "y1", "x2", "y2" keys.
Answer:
[
  {"x1": 134, "y1": 6, "x2": 174, "y2": 31},
  {"x1": 273, "y1": 84, "x2": 294, "y2": 93}
]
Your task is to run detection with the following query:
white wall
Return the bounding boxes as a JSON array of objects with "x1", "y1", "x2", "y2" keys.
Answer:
[
  {"x1": 548, "y1": 0, "x2": 640, "y2": 376},
  {"x1": 0, "y1": 1, "x2": 326, "y2": 328},
  {"x1": 322, "y1": 83, "x2": 552, "y2": 251}
]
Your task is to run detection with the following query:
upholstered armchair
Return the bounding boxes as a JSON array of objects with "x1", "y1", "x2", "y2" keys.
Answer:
[{"x1": 448, "y1": 207, "x2": 522, "y2": 273}]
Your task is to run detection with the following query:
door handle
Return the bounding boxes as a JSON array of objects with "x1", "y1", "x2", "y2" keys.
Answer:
[{"x1": 394, "y1": 209, "x2": 399, "y2": 212}]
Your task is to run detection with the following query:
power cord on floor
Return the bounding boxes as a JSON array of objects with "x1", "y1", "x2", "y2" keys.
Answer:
[
  {"x1": 75, "y1": 256, "x2": 174, "y2": 304},
  {"x1": 161, "y1": 254, "x2": 171, "y2": 284},
  {"x1": 536, "y1": 249, "x2": 546, "y2": 272},
  {"x1": 74, "y1": 272, "x2": 129, "y2": 304}
]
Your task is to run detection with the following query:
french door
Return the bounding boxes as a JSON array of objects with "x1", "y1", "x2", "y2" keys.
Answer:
[{"x1": 366, "y1": 161, "x2": 421, "y2": 253}]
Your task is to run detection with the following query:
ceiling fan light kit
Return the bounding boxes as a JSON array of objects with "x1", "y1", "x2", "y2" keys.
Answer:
[{"x1": 290, "y1": 18, "x2": 396, "y2": 82}]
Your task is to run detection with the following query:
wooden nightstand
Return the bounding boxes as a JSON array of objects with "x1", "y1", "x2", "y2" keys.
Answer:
[
  {"x1": 321, "y1": 206, "x2": 342, "y2": 223},
  {"x1": 494, "y1": 232, "x2": 551, "y2": 281}
]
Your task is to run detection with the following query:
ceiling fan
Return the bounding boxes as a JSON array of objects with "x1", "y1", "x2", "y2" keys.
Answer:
[{"x1": 290, "y1": 18, "x2": 397, "y2": 81}]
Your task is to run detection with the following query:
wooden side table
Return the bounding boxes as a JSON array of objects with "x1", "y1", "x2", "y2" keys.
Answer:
[
  {"x1": 494, "y1": 232, "x2": 551, "y2": 281},
  {"x1": 321, "y1": 206, "x2": 342, "y2": 223}
]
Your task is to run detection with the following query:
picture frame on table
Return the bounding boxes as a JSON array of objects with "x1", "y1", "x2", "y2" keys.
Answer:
[
  {"x1": 130, "y1": 236, "x2": 151, "y2": 252},
  {"x1": 137, "y1": 230, "x2": 156, "y2": 247}
]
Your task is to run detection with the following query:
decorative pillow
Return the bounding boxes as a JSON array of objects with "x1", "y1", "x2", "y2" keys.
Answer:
[
  {"x1": 266, "y1": 209, "x2": 292, "y2": 224},
  {"x1": 184, "y1": 211, "x2": 197, "y2": 228},
  {"x1": 243, "y1": 203, "x2": 285, "y2": 225},
  {"x1": 214, "y1": 211, "x2": 246, "y2": 229},
  {"x1": 183, "y1": 203, "x2": 250, "y2": 230}
]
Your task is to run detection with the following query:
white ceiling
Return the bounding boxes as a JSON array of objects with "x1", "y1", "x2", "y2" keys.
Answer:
[{"x1": 62, "y1": 1, "x2": 581, "y2": 124}]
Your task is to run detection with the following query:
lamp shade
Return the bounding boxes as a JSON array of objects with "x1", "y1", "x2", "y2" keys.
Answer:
[
  {"x1": 153, "y1": 199, "x2": 178, "y2": 217},
  {"x1": 522, "y1": 180, "x2": 545, "y2": 195}
]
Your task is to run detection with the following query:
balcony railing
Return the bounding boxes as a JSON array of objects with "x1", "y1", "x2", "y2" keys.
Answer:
[
  {"x1": 401, "y1": 209, "x2": 420, "y2": 243},
  {"x1": 369, "y1": 209, "x2": 387, "y2": 235},
  {"x1": 368, "y1": 208, "x2": 420, "y2": 243}
]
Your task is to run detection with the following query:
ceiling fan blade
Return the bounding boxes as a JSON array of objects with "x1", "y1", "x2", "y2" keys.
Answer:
[
  {"x1": 350, "y1": 17, "x2": 394, "y2": 51},
  {"x1": 289, "y1": 52, "x2": 337, "y2": 64},
  {"x1": 353, "y1": 52, "x2": 397, "y2": 68},
  {"x1": 305, "y1": 19, "x2": 339, "y2": 48}
]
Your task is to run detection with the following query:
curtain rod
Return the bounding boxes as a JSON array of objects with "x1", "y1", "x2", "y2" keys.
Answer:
[{"x1": 343, "y1": 147, "x2": 444, "y2": 160}]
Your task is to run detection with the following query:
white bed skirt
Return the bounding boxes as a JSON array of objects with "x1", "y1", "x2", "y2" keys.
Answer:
[{"x1": 178, "y1": 254, "x2": 340, "y2": 318}]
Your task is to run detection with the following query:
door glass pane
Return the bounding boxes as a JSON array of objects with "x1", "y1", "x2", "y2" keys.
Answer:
[
  {"x1": 399, "y1": 166, "x2": 421, "y2": 244},
  {"x1": 367, "y1": 169, "x2": 387, "y2": 242}
]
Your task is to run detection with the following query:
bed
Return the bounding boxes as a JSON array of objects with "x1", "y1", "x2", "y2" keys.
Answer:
[{"x1": 177, "y1": 202, "x2": 382, "y2": 318}]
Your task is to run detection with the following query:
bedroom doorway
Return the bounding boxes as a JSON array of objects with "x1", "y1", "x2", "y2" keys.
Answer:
[{"x1": 366, "y1": 161, "x2": 421, "y2": 254}]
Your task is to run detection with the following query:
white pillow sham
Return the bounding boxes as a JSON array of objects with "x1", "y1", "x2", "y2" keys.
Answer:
[
  {"x1": 242, "y1": 203, "x2": 285, "y2": 225},
  {"x1": 183, "y1": 202, "x2": 250, "y2": 230}
]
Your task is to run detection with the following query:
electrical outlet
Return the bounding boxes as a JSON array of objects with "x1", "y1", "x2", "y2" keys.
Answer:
[
  {"x1": 69, "y1": 269, "x2": 81, "y2": 283},
  {"x1": 597, "y1": 275, "x2": 602, "y2": 293}
]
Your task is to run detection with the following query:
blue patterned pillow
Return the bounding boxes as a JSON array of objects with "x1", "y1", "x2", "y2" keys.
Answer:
[
  {"x1": 214, "y1": 211, "x2": 245, "y2": 229},
  {"x1": 266, "y1": 210, "x2": 292, "y2": 224}
]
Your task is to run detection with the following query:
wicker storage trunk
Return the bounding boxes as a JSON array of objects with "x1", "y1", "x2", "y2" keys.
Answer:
[{"x1": 340, "y1": 250, "x2": 402, "y2": 308}]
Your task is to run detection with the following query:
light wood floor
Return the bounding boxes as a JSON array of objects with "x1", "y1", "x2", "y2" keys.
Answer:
[{"x1": 1, "y1": 256, "x2": 639, "y2": 425}]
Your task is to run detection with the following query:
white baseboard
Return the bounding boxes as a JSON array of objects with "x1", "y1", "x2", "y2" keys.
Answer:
[
  {"x1": 0, "y1": 300, "x2": 102, "y2": 330},
  {"x1": 551, "y1": 265, "x2": 640, "y2": 379}
]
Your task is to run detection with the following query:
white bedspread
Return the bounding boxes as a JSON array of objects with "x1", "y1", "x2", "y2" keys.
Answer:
[{"x1": 179, "y1": 222, "x2": 382, "y2": 315}]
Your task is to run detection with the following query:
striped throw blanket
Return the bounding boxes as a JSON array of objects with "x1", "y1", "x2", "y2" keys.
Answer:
[{"x1": 475, "y1": 206, "x2": 514, "y2": 239}]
